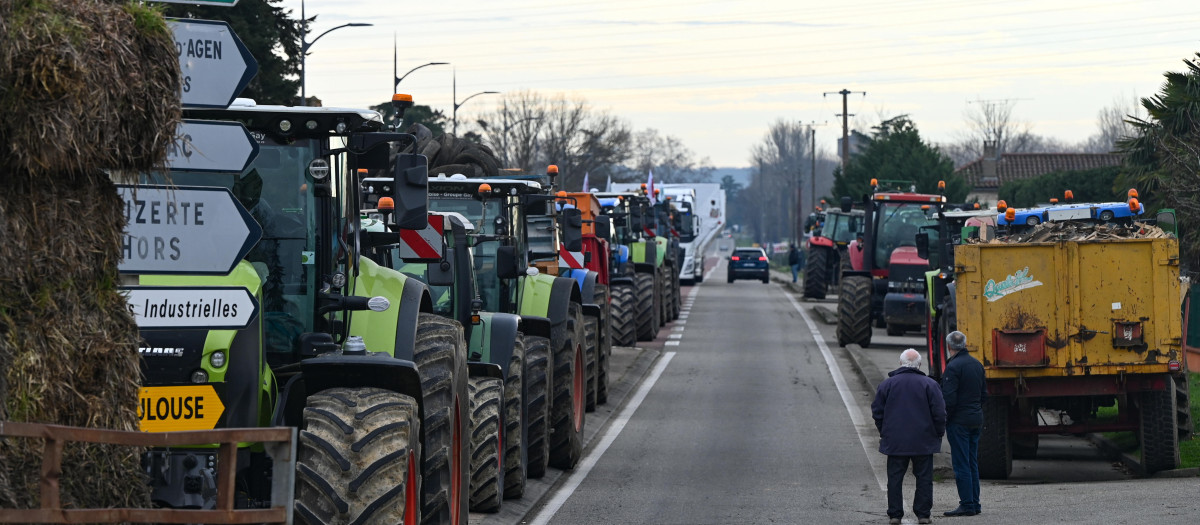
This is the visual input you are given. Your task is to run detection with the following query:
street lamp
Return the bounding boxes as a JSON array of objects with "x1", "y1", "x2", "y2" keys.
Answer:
[
  {"x1": 300, "y1": 0, "x2": 373, "y2": 106},
  {"x1": 452, "y1": 70, "x2": 498, "y2": 135},
  {"x1": 395, "y1": 60, "x2": 449, "y2": 91}
]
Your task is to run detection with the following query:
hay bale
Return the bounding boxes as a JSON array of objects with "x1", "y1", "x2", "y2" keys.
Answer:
[
  {"x1": 0, "y1": 0, "x2": 181, "y2": 510},
  {"x1": 0, "y1": 0, "x2": 181, "y2": 175}
]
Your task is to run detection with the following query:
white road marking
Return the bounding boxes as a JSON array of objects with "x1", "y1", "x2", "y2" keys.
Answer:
[
  {"x1": 675, "y1": 320, "x2": 687, "y2": 325},
  {"x1": 664, "y1": 340, "x2": 681, "y2": 346},
  {"x1": 782, "y1": 291, "x2": 888, "y2": 492},
  {"x1": 672, "y1": 325, "x2": 685, "y2": 331},
  {"x1": 668, "y1": 333, "x2": 683, "y2": 339},
  {"x1": 527, "y1": 351, "x2": 678, "y2": 525}
]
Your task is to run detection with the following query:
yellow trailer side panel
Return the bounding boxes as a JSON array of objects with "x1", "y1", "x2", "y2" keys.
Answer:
[{"x1": 954, "y1": 238, "x2": 1180, "y2": 380}]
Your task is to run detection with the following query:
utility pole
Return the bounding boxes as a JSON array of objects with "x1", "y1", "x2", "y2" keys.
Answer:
[{"x1": 823, "y1": 88, "x2": 866, "y2": 172}]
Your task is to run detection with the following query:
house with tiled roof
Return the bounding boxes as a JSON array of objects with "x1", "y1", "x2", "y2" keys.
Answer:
[{"x1": 955, "y1": 141, "x2": 1123, "y2": 204}]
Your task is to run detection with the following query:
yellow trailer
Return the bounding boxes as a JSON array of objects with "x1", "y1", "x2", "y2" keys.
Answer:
[{"x1": 954, "y1": 235, "x2": 1190, "y2": 478}]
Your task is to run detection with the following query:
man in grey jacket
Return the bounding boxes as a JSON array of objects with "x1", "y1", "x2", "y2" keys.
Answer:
[
  {"x1": 941, "y1": 331, "x2": 988, "y2": 517},
  {"x1": 872, "y1": 348, "x2": 946, "y2": 525}
]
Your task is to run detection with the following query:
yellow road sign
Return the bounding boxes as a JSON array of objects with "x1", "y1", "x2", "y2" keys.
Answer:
[{"x1": 139, "y1": 385, "x2": 225, "y2": 432}]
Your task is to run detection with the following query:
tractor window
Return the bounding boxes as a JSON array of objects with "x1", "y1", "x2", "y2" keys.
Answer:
[
  {"x1": 430, "y1": 195, "x2": 505, "y2": 313},
  {"x1": 874, "y1": 202, "x2": 936, "y2": 270},
  {"x1": 828, "y1": 214, "x2": 860, "y2": 244}
]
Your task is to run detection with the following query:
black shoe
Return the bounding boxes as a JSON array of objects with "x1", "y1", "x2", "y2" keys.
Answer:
[{"x1": 944, "y1": 506, "x2": 977, "y2": 517}]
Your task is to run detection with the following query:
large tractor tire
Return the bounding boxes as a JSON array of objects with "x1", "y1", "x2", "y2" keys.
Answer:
[
  {"x1": 1174, "y1": 372, "x2": 1193, "y2": 441},
  {"x1": 522, "y1": 335, "x2": 551, "y2": 480},
  {"x1": 634, "y1": 272, "x2": 659, "y2": 341},
  {"x1": 583, "y1": 315, "x2": 600, "y2": 413},
  {"x1": 502, "y1": 335, "x2": 526, "y2": 499},
  {"x1": 979, "y1": 396, "x2": 1012, "y2": 480},
  {"x1": 672, "y1": 270, "x2": 682, "y2": 319},
  {"x1": 295, "y1": 388, "x2": 421, "y2": 525},
  {"x1": 657, "y1": 269, "x2": 669, "y2": 327},
  {"x1": 549, "y1": 302, "x2": 586, "y2": 470},
  {"x1": 803, "y1": 246, "x2": 829, "y2": 299},
  {"x1": 836, "y1": 276, "x2": 873, "y2": 348},
  {"x1": 594, "y1": 285, "x2": 612, "y2": 405},
  {"x1": 414, "y1": 313, "x2": 469, "y2": 525},
  {"x1": 609, "y1": 282, "x2": 636, "y2": 347},
  {"x1": 467, "y1": 376, "x2": 503, "y2": 512},
  {"x1": 1140, "y1": 375, "x2": 1181, "y2": 474}
]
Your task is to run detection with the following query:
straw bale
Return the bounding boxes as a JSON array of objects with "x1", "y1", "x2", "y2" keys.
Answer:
[{"x1": 0, "y1": 0, "x2": 181, "y2": 176}]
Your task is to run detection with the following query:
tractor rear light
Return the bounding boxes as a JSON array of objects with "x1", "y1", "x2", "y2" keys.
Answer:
[{"x1": 1168, "y1": 361, "x2": 1182, "y2": 371}]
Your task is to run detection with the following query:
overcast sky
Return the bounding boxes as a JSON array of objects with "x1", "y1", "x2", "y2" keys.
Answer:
[{"x1": 288, "y1": 0, "x2": 1200, "y2": 167}]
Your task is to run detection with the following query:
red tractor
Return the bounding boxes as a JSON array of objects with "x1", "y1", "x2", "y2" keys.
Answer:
[{"x1": 836, "y1": 180, "x2": 943, "y2": 347}]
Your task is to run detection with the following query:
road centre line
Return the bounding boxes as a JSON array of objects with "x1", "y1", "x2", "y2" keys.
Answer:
[
  {"x1": 527, "y1": 351, "x2": 677, "y2": 525},
  {"x1": 782, "y1": 291, "x2": 888, "y2": 492}
]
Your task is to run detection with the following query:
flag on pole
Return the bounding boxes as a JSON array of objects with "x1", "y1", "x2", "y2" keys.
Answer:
[
  {"x1": 605, "y1": 174, "x2": 612, "y2": 192},
  {"x1": 647, "y1": 169, "x2": 655, "y2": 203},
  {"x1": 582, "y1": 172, "x2": 589, "y2": 192}
]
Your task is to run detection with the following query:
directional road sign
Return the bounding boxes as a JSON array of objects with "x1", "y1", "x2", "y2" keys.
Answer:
[
  {"x1": 117, "y1": 185, "x2": 263, "y2": 275},
  {"x1": 167, "y1": 119, "x2": 259, "y2": 173},
  {"x1": 139, "y1": 385, "x2": 227, "y2": 432},
  {"x1": 124, "y1": 286, "x2": 259, "y2": 330},
  {"x1": 168, "y1": 18, "x2": 257, "y2": 108}
]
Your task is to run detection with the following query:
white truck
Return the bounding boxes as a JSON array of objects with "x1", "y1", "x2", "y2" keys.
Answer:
[{"x1": 610, "y1": 182, "x2": 726, "y2": 284}]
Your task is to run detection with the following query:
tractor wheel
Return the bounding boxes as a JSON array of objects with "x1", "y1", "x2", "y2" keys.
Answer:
[
  {"x1": 979, "y1": 396, "x2": 1012, "y2": 479},
  {"x1": 672, "y1": 272, "x2": 682, "y2": 319},
  {"x1": 609, "y1": 282, "x2": 637, "y2": 347},
  {"x1": 804, "y1": 246, "x2": 828, "y2": 299},
  {"x1": 594, "y1": 285, "x2": 612, "y2": 405},
  {"x1": 1011, "y1": 434, "x2": 1039, "y2": 460},
  {"x1": 502, "y1": 335, "x2": 525, "y2": 499},
  {"x1": 1174, "y1": 372, "x2": 1193, "y2": 441},
  {"x1": 413, "y1": 313, "x2": 469, "y2": 525},
  {"x1": 467, "y1": 377, "x2": 503, "y2": 512},
  {"x1": 522, "y1": 335, "x2": 550, "y2": 480},
  {"x1": 836, "y1": 276, "x2": 873, "y2": 348},
  {"x1": 1139, "y1": 375, "x2": 1180, "y2": 474},
  {"x1": 583, "y1": 315, "x2": 599, "y2": 413},
  {"x1": 295, "y1": 387, "x2": 421, "y2": 525},
  {"x1": 836, "y1": 250, "x2": 852, "y2": 287},
  {"x1": 635, "y1": 272, "x2": 659, "y2": 341},
  {"x1": 549, "y1": 302, "x2": 585, "y2": 470},
  {"x1": 886, "y1": 322, "x2": 904, "y2": 337},
  {"x1": 657, "y1": 269, "x2": 668, "y2": 327}
]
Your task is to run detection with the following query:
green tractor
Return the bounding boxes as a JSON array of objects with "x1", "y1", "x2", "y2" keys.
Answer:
[
  {"x1": 652, "y1": 195, "x2": 683, "y2": 323},
  {"x1": 138, "y1": 99, "x2": 470, "y2": 525},
  {"x1": 595, "y1": 191, "x2": 667, "y2": 342},
  {"x1": 427, "y1": 174, "x2": 588, "y2": 474}
]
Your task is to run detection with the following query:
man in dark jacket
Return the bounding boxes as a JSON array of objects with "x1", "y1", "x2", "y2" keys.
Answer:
[
  {"x1": 941, "y1": 330, "x2": 988, "y2": 517},
  {"x1": 787, "y1": 243, "x2": 803, "y2": 283},
  {"x1": 872, "y1": 348, "x2": 946, "y2": 525}
]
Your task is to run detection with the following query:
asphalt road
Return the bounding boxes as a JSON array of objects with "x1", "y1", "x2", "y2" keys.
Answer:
[{"x1": 483, "y1": 254, "x2": 1200, "y2": 525}]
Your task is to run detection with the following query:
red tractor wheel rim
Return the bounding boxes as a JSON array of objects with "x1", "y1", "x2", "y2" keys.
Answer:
[
  {"x1": 573, "y1": 344, "x2": 584, "y2": 431},
  {"x1": 404, "y1": 450, "x2": 418, "y2": 525},
  {"x1": 451, "y1": 398, "x2": 462, "y2": 525}
]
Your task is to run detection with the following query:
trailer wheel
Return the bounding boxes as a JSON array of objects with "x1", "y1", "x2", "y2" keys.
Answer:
[
  {"x1": 467, "y1": 377, "x2": 503, "y2": 512},
  {"x1": 549, "y1": 302, "x2": 585, "y2": 470},
  {"x1": 522, "y1": 335, "x2": 550, "y2": 480},
  {"x1": 594, "y1": 285, "x2": 612, "y2": 405},
  {"x1": 609, "y1": 282, "x2": 637, "y2": 347},
  {"x1": 502, "y1": 335, "x2": 525, "y2": 499},
  {"x1": 836, "y1": 275, "x2": 873, "y2": 348},
  {"x1": 295, "y1": 388, "x2": 420, "y2": 525},
  {"x1": 414, "y1": 313, "x2": 469, "y2": 525},
  {"x1": 635, "y1": 272, "x2": 659, "y2": 341},
  {"x1": 803, "y1": 246, "x2": 829, "y2": 299},
  {"x1": 583, "y1": 315, "x2": 599, "y2": 413},
  {"x1": 1139, "y1": 375, "x2": 1180, "y2": 474},
  {"x1": 979, "y1": 396, "x2": 1012, "y2": 479}
]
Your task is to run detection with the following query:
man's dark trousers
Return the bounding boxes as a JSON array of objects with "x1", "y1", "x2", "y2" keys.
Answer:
[
  {"x1": 946, "y1": 423, "x2": 982, "y2": 513},
  {"x1": 886, "y1": 455, "x2": 933, "y2": 519}
]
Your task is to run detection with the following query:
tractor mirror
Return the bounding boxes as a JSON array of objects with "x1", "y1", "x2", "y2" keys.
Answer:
[
  {"x1": 915, "y1": 232, "x2": 930, "y2": 261},
  {"x1": 840, "y1": 196, "x2": 852, "y2": 213},
  {"x1": 392, "y1": 153, "x2": 429, "y2": 230},
  {"x1": 561, "y1": 207, "x2": 584, "y2": 252},
  {"x1": 496, "y1": 245, "x2": 521, "y2": 279},
  {"x1": 595, "y1": 215, "x2": 612, "y2": 241}
]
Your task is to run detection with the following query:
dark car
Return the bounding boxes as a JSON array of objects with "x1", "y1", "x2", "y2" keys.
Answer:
[{"x1": 727, "y1": 247, "x2": 770, "y2": 283}]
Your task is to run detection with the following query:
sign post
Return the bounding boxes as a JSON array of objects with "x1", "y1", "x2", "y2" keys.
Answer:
[{"x1": 117, "y1": 185, "x2": 263, "y2": 275}]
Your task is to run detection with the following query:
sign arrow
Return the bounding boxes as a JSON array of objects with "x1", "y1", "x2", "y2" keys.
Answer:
[
  {"x1": 139, "y1": 385, "x2": 227, "y2": 433},
  {"x1": 117, "y1": 185, "x2": 263, "y2": 275},
  {"x1": 169, "y1": 18, "x2": 257, "y2": 109},
  {"x1": 124, "y1": 286, "x2": 259, "y2": 330},
  {"x1": 167, "y1": 119, "x2": 259, "y2": 173}
]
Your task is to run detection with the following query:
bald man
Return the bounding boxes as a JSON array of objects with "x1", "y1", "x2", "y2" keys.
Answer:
[{"x1": 871, "y1": 348, "x2": 947, "y2": 525}]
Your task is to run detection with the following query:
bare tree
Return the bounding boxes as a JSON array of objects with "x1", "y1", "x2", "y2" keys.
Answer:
[
  {"x1": 622, "y1": 128, "x2": 714, "y2": 184},
  {"x1": 478, "y1": 91, "x2": 547, "y2": 173},
  {"x1": 1084, "y1": 95, "x2": 1143, "y2": 153},
  {"x1": 745, "y1": 120, "x2": 817, "y2": 243}
]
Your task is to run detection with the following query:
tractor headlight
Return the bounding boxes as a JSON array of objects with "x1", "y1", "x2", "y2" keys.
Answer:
[
  {"x1": 209, "y1": 351, "x2": 226, "y2": 368},
  {"x1": 191, "y1": 370, "x2": 209, "y2": 384}
]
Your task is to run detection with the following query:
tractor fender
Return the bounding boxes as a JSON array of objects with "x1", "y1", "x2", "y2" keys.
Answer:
[
  {"x1": 520, "y1": 315, "x2": 553, "y2": 340},
  {"x1": 468, "y1": 362, "x2": 504, "y2": 379},
  {"x1": 563, "y1": 268, "x2": 594, "y2": 299},
  {"x1": 391, "y1": 276, "x2": 431, "y2": 361},
  {"x1": 582, "y1": 303, "x2": 602, "y2": 320},
  {"x1": 847, "y1": 239, "x2": 865, "y2": 271},
  {"x1": 469, "y1": 311, "x2": 522, "y2": 377},
  {"x1": 519, "y1": 272, "x2": 581, "y2": 326},
  {"x1": 609, "y1": 275, "x2": 635, "y2": 286},
  {"x1": 808, "y1": 235, "x2": 834, "y2": 249},
  {"x1": 547, "y1": 275, "x2": 583, "y2": 327},
  {"x1": 633, "y1": 262, "x2": 656, "y2": 275},
  {"x1": 842, "y1": 270, "x2": 872, "y2": 280},
  {"x1": 614, "y1": 245, "x2": 630, "y2": 266},
  {"x1": 274, "y1": 353, "x2": 425, "y2": 427},
  {"x1": 348, "y1": 257, "x2": 432, "y2": 362}
]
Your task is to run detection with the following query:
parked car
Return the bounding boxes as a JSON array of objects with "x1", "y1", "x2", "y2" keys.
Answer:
[{"x1": 727, "y1": 247, "x2": 770, "y2": 283}]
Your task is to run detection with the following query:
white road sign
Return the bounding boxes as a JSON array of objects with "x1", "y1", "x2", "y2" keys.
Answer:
[
  {"x1": 125, "y1": 286, "x2": 258, "y2": 330},
  {"x1": 117, "y1": 185, "x2": 263, "y2": 275},
  {"x1": 167, "y1": 119, "x2": 259, "y2": 173},
  {"x1": 169, "y1": 19, "x2": 257, "y2": 108}
]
